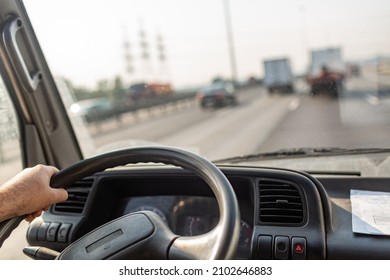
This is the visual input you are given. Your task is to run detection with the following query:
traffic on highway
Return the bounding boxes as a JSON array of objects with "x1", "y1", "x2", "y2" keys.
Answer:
[{"x1": 0, "y1": 0, "x2": 390, "y2": 262}]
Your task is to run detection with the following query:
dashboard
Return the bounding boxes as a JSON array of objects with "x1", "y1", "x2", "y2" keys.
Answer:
[
  {"x1": 26, "y1": 165, "x2": 390, "y2": 259},
  {"x1": 113, "y1": 195, "x2": 253, "y2": 259}
]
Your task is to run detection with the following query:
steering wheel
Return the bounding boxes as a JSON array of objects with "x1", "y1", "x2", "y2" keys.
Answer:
[{"x1": 42, "y1": 146, "x2": 240, "y2": 259}]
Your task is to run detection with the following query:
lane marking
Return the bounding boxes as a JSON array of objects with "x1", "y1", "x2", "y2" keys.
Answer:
[
  {"x1": 365, "y1": 95, "x2": 379, "y2": 106},
  {"x1": 288, "y1": 98, "x2": 301, "y2": 111}
]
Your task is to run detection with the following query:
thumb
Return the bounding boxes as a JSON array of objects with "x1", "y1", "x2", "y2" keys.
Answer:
[{"x1": 50, "y1": 188, "x2": 68, "y2": 204}]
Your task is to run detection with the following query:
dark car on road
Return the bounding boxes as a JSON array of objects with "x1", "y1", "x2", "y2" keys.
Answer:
[{"x1": 196, "y1": 83, "x2": 237, "y2": 108}]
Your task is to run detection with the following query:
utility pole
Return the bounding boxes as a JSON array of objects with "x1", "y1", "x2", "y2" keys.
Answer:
[
  {"x1": 139, "y1": 21, "x2": 153, "y2": 82},
  {"x1": 223, "y1": 0, "x2": 238, "y2": 83},
  {"x1": 156, "y1": 33, "x2": 167, "y2": 82},
  {"x1": 122, "y1": 27, "x2": 134, "y2": 85},
  {"x1": 299, "y1": 5, "x2": 309, "y2": 75}
]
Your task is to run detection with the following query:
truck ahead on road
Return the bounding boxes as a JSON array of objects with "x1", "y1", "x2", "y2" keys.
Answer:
[
  {"x1": 307, "y1": 47, "x2": 345, "y2": 97},
  {"x1": 127, "y1": 82, "x2": 173, "y2": 102},
  {"x1": 263, "y1": 58, "x2": 294, "y2": 94}
]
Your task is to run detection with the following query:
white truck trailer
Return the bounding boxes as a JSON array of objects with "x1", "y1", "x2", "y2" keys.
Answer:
[{"x1": 263, "y1": 58, "x2": 294, "y2": 94}]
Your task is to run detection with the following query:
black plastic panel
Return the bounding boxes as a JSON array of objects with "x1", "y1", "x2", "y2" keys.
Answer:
[{"x1": 25, "y1": 165, "x2": 390, "y2": 259}]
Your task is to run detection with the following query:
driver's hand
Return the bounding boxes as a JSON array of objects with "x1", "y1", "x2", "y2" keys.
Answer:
[{"x1": 0, "y1": 164, "x2": 68, "y2": 222}]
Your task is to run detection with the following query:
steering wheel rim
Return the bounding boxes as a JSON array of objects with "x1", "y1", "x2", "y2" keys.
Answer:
[{"x1": 52, "y1": 146, "x2": 240, "y2": 260}]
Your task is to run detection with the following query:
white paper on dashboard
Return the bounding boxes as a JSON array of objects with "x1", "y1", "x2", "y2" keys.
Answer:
[{"x1": 350, "y1": 189, "x2": 390, "y2": 235}]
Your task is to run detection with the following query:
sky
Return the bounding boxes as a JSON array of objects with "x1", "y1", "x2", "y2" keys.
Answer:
[{"x1": 24, "y1": 0, "x2": 390, "y2": 89}]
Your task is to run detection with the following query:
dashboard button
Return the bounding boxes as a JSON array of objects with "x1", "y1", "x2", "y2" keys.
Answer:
[
  {"x1": 274, "y1": 236, "x2": 289, "y2": 259},
  {"x1": 37, "y1": 222, "x2": 50, "y2": 241},
  {"x1": 57, "y1": 223, "x2": 72, "y2": 243},
  {"x1": 292, "y1": 237, "x2": 306, "y2": 260},
  {"x1": 257, "y1": 235, "x2": 272, "y2": 259},
  {"x1": 46, "y1": 223, "x2": 60, "y2": 242}
]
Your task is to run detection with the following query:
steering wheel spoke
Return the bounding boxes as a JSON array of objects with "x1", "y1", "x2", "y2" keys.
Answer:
[
  {"x1": 170, "y1": 223, "x2": 238, "y2": 259},
  {"x1": 58, "y1": 211, "x2": 176, "y2": 260}
]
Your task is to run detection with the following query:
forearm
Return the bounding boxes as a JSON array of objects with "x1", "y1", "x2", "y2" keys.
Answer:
[{"x1": 0, "y1": 185, "x2": 19, "y2": 222}]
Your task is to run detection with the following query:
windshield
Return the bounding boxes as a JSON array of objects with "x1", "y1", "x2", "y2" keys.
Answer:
[{"x1": 23, "y1": 0, "x2": 390, "y2": 174}]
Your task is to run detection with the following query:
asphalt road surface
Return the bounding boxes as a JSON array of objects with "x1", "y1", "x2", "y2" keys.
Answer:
[
  {"x1": 1, "y1": 74, "x2": 390, "y2": 259},
  {"x1": 91, "y1": 76, "x2": 390, "y2": 161}
]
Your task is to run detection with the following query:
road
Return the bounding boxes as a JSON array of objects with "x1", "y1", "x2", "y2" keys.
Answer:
[
  {"x1": 91, "y1": 75, "x2": 390, "y2": 161},
  {"x1": 1, "y1": 73, "x2": 390, "y2": 259},
  {"x1": 91, "y1": 86, "x2": 296, "y2": 160}
]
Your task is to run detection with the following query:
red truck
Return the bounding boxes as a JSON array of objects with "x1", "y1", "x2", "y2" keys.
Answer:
[
  {"x1": 127, "y1": 82, "x2": 173, "y2": 102},
  {"x1": 307, "y1": 48, "x2": 345, "y2": 97}
]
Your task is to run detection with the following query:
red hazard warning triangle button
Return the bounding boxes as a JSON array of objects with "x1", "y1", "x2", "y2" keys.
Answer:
[
  {"x1": 294, "y1": 243, "x2": 304, "y2": 253},
  {"x1": 292, "y1": 237, "x2": 306, "y2": 259}
]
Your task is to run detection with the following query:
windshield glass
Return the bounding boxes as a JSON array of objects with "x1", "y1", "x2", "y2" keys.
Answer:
[{"x1": 24, "y1": 0, "x2": 390, "y2": 173}]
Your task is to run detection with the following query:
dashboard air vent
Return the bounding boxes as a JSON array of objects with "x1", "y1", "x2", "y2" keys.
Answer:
[
  {"x1": 53, "y1": 178, "x2": 94, "y2": 214},
  {"x1": 258, "y1": 179, "x2": 304, "y2": 224}
]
